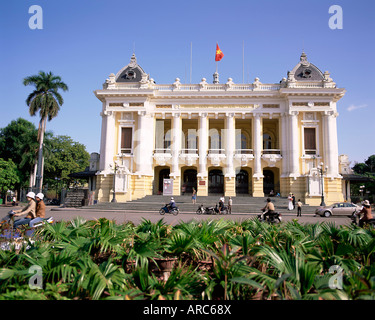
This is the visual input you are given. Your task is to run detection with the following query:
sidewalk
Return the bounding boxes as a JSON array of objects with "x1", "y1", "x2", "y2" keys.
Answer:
[{"x1": 51, "y1": 205, "x2": 317, "y2": 216}]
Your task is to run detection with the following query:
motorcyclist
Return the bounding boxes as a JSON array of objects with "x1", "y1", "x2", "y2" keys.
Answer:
[
  {"x1": 29, "y1": 193, "x2": 46, "y2": 228},
  {"x1": 357, "y1": 200, "x2": 373, "y2": 227},
  {"x1": 12, "y1": 192, "x2": 37, "y2": 228},
  {"x1": 168, "y1": 197, "x2": 177, "y2": 210},
  {"x1": 262, "y1": 198, "x2": 276, "y2": 220}
]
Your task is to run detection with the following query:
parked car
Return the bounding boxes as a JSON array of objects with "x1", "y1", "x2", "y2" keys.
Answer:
[{"x1": 315, "y1": 202, "x2": 361, "y2": 217}]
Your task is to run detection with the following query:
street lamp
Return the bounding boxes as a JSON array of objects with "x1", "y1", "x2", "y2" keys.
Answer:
[
  {"x1": 109, "y1": 162, "x2": 119, "y2": 203},
  {"x1": 317, "y1": 162, "x2": 328, "y2": 207},
  {"x1": 359, "y1": 185, "x2": 365, "y2": 200}
]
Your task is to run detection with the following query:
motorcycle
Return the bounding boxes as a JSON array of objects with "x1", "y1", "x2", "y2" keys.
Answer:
[
  {"x1": 214, "y1": 204, "x2": 229, "y2": 215},
  {"x1": 196, "y1": 204, "x2": 215, "y2": 215},
  {"x1": 159, "y1": 204, "x2": 179, "y2": 216},
  {"x1": 258, "y1": 209, "x2": 282, "y2": 224},
  {"x1": 0, "y1": 210, "x2": 16, "y2": 228},
  {"x1": 0, "y1": 210, "x2": 55, "y2": 238},
  {"x1": 349, "y1": 211, "x2": 375, "y2": 228}
]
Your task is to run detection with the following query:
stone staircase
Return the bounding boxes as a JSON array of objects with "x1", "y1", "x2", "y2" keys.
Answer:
[{"x1": 91, "y1": 195, "x2": 318, "y2": 214}]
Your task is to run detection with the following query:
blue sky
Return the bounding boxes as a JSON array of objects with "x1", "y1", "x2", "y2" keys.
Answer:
[{"x1": 0, "y1": 0, "x2": 374, "y2": 165}]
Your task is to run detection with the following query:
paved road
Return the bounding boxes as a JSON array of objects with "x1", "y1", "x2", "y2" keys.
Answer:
[{"x1": 0, "y1": 204, "x2": 352, "y2": 226}]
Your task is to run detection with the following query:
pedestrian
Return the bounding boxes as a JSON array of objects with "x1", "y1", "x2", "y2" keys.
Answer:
[
  {"x1": 181, "y1": 183, "x2": 186, "y2": 195},
  {"x1": 12, "y1": 196, "x2": 17, "y2": 206},
  {"x1": 30, "y1": 193, "x2": 46, "y2": 228},
  {"x1": 287, "y1": 193, "x2": 294, "y2": 211},
  {"x1": 218, "y1": 195, "x2": 225, "y2": 214},
  {"x1": 292, "y1": 194, "x2": 296, "y2": 209},
  {"x1": 191, "y1": 187, "x2": 197, "y2": 204},
  {"x1": 13, "y1": 192, "x2": 36, "y2": 228},
  {"x1": 297, "y1": 199, "x2": 302, "y2": 217},
  {"x1": 228, "y1": 196, "x2": 232, "y2": 214}
]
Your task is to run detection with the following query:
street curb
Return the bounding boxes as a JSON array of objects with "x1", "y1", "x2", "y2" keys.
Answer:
[{"x1": 51, "y1": 207, "x2": 318, "y2": 217}]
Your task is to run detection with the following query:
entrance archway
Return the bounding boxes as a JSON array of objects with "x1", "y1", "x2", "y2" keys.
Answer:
[
  {"x1": 263, "y1": 169, "x2": 274, "y2": 195},
  {"x1": 208, "y1": 169, "x2": 224, "y2": 194},
  {"x1": 155, "y1": 168, "x2": 170, "y2": 194},
  {"x1": 236, "y1": 169, "x2": 249, "y2": 194},
  {"x1": 182, "y1": 168, "x2": 197, "y2": 194}
]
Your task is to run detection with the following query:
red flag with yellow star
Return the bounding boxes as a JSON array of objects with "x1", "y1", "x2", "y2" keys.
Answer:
[{"x1": 215, "y1": 43, "x2": 224, "y2": 61}]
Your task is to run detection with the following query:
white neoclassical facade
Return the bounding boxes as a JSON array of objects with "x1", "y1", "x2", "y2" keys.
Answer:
[{"x1": 93, "y1": 52, "x2": 349, "y2": 205}]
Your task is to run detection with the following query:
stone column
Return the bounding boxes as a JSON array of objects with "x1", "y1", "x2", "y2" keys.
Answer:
[
  {"x1": 253, "y1": 114, "x2": 262, "y2": 179},
  {"x1": 252, "y1": 114, "x2": 264, "y2": 197},
  {"x1": 135, "y1": 111, "x2": 154, "y2": 175},
  {"x1": 171, "y1": 113, "x2": 182, "y2": 195},
  {"x1": 289, "y1": 111, "x2": 300, "y2": 178},
  {"x1": 225, "y1": 113, "x2": 235, "y2": 177},
  {"x1": 99, "y1": 109, "x2": 115, "y2": 172},
  {"x1": 323, "y1": 111, "x2": 339, "y2": 178},
  {"x1": 225, "y1": 113, "x2": 236, "y2": 196},
  {"x1": 133, "y1": 111, "x2": 154, "y2": 198},
  {"x1": 197, "y1": 113, "x2": 208, "y2": 196},
  {"x1": 280, "y1": 112, "x2": 289, "y2": 177},
  {"x1": 279, "y1": 112, "x2": 290, "y2": 196},
  {"x1": 321, "y1": 110, "x2": 343, "y2": 204}
]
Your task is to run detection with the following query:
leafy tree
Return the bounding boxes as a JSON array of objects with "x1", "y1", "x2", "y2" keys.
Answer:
[
  {"x1": 365, "y1": 155, "x2": 375, "y2": 173},
  {"x1": 23, "y1": 71, "x2": 69, "y2": 191},
  {"x1": 352, "y1": 162, "x2": 369, "y2": 175},
  {"x1": 0, "y1": 118, "x2": 38, "y2": 188},
  {"x1": 0, "y1": 158, "x2": 20, "y2": 204},
  {"x1": 43, "y1": 135, "x2": 90, "y2": 189},
  {"x1": 352, "y1": 155, "x2": 375, "y2": 198}
]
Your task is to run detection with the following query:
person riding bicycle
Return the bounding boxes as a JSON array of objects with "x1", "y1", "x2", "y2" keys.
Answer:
[{"x1": 262, "y1": 198, "x2": 277, "y2": 220}]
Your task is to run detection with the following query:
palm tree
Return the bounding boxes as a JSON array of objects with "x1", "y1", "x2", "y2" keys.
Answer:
[{"x1": 23, "y1": 71, "x2": 68, "y2": 191}]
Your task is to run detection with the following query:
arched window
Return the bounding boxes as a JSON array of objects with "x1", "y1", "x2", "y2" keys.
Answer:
[
  {"x1": 241, "y1": 134, "x2": 248, "y2": 150},
  {"x1": 209, "y1": 129, "x2": 221, "y2": 152},
  {"x1": 164, "y1": 130, "x2": 171, "y2": 149},
  {"x1": 187, "y1": 130, "x2": 197, "y2": 150},
  {"x1": 263, "y1": 133, "x2": 272, "y2": 149}
]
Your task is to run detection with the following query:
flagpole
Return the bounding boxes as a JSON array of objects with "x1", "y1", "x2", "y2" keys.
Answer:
[
  {"x1": 242, "y1": 40, "x2": 245, "y2": 83},
  {"x1": 190, "y1": 42, "x2": 192, "y2": 84}
]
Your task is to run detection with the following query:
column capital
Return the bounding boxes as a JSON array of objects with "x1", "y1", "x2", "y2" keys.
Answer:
[
  {"x1": 288, "y1": 110, "x2": 299, "y2": 116},
  {"x1": 323, "y1": 110, "x2": 338, "y2": 118},
  {"x1": 225, "y1": 112, "x2": 235, "y2": 118},
  {"x1": 101, "y1": 110, "x2": 114, "y2": 117},
  {"x1": 199, "y1": 112, "x2": 208, "y2": 118},
  {"x1": 137, "y1": 110, "x2": 146, "y2": 116},
  {"x1": 173, "y1": 112, "x2": 181, "y2": 118}
]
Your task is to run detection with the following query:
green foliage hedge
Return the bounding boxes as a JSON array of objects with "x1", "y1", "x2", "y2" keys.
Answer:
[{"x1": 0, "y1": 218, "x2": 374, "y2": 300}]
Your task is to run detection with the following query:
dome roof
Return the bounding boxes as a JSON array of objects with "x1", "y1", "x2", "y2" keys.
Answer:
[
  {"x1": 115, "y1": 54, "x2": 149, "y2": 83},
  {"x1": 289, "y1": 52, "x2": 324, "y2": 81}
]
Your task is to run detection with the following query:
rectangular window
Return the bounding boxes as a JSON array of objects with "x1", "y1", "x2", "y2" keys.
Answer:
[
  {"x1": 304, "y1": 128, "x2": 316, "y2": 154},
  {"x1": 121, "y1": 127, "x2": 132, "y2": 154}
]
